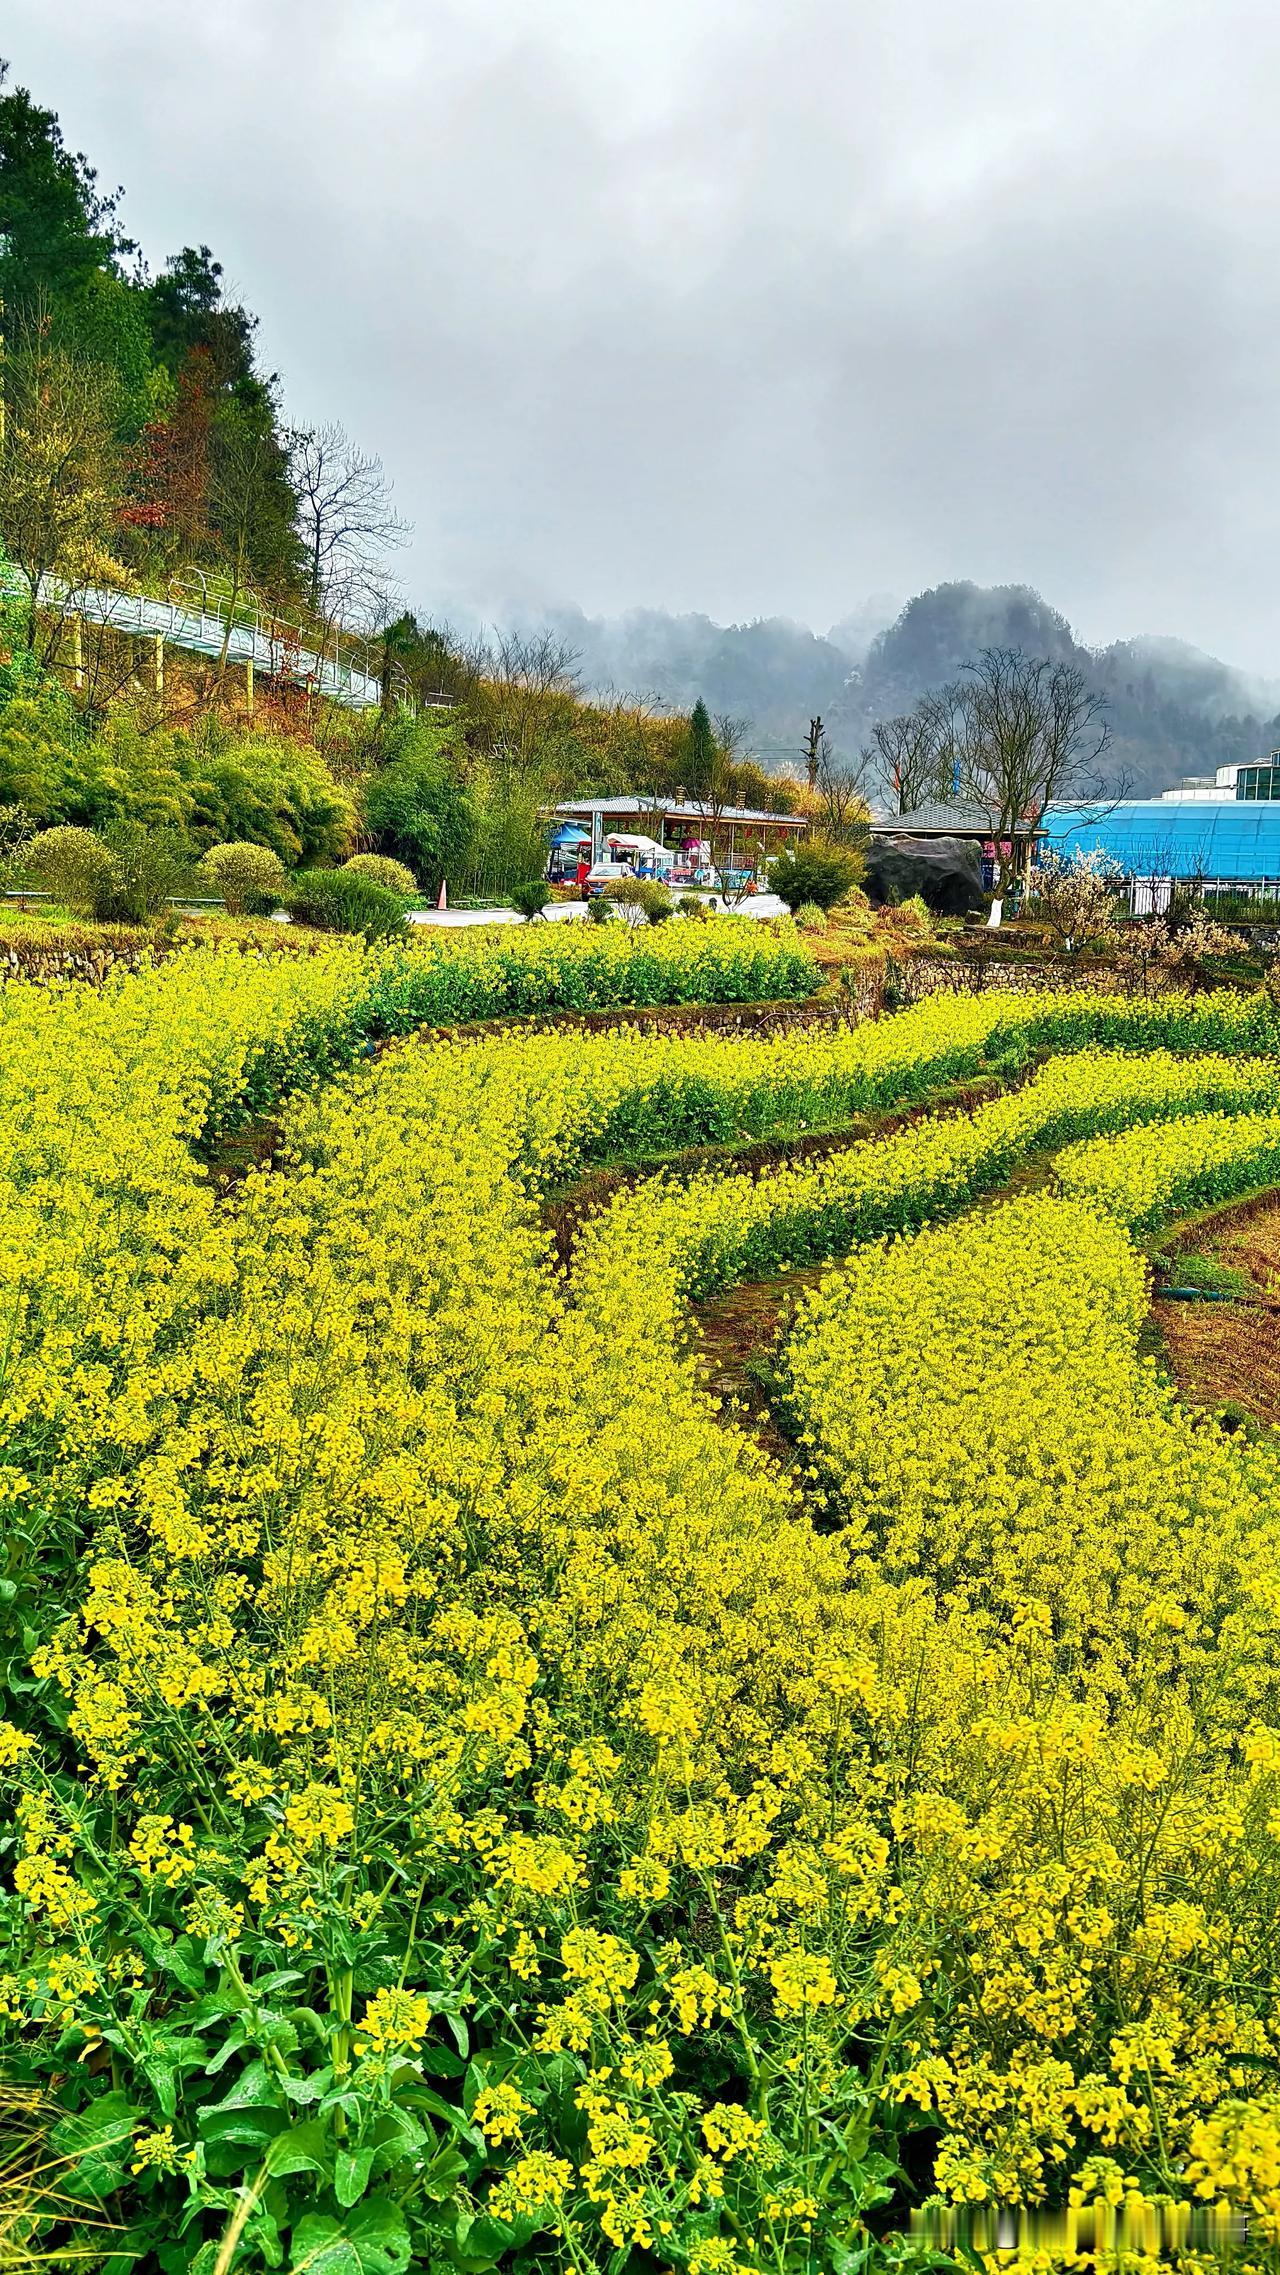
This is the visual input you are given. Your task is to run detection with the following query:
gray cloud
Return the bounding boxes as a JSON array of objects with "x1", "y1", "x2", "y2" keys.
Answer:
[{"x1": 6, "y1": 0, "x2": 1279, "y2": 664}]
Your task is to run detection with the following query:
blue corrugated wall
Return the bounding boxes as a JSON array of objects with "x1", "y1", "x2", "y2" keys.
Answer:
[{"x1": 1041, "y1": 801, "x2": 1280, "y2": 880}]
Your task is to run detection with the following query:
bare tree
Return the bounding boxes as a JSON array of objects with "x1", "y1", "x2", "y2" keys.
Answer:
[
  {"x1": 949, "y1": 648, "x2": 1112, "y2": 901},
  {"x1": 479, "y1": 629, "x2": 582, "y2": 769},
  {"x1": 288, "y1": 421, "x2": 409, "y2": 620},
  {"x1": 1114, "y1": 913, "x2": 1243, "y2": 998},
  {"x1": 207, "y1": 411, "x2": 299, "y2": 693},
  {"x1": 804, "y1": 715, "x2": 828, "y2": 789},
  {"x1": 866, "y1": 696, "x2": 956, "y2": 814},
  {"x1": 815, "y1": 745, "x2": 874, "y2": 848},
  {"x1": 590, "y1": 684, "x2": 673, "y2": 824},
  {"x1": 952, "y1": 648, "x2": 1110, "y2": 831},
  {"x1": 714, "y1": 711, "x2": 750, "y2": 765}
]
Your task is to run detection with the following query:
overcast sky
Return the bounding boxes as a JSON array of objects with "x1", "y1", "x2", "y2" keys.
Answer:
[{"x1": 6, "y1": 0, "x2": 1280, "y2": 668}]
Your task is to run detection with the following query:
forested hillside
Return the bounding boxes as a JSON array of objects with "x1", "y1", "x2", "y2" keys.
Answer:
[
  {"x1": 0, "y1": 63, "x2": 802, "y2": 911},
  {"x1": 849, "y1": 584, "x2": 1280, "y2": 798},
  {"x1": 0, "y1": 65, "x2": 304, "y2": 611}
]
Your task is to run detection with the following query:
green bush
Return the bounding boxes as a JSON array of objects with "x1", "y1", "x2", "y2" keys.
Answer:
[
  {"x1": 602, "y1": 878, "x2": 674, "y2": 926},
  {"x1": 190, "y1": 731, "x2": 353, "y2": 865},
  {"x1": 197, "y1": 840, "x2": 289, "y2": 915},
  {"x1": 458, "y1": 760, "x2": 550, "y2": 898},
  {"x1": 288, "y1": 867, "x2": 408, "y2": 940},
  {"x1": 794, "y1": 900, "x2": 829, "y2": 932},
  {"x1": 342, "y1": 852, "x2": 417, "y2": 897},
  {"x1": 25, "y1": 825, "x2": 118, "y2": 917},
  {"x1": 0, "y1": 702, "x2": 353, "y2": 865},
  {"x1": 0, "y1": 694, "x2": 80, "y2": 816},
  {"x1": 876, "y1": 892, "x2": 935, "y2": 940},
  {"x1": 0, "y1": 802, "x2": 35, "y2": 883},
  {"x1": 768, "y1": 836, "x2": 866, "y2": 912},
  {"x1": 603, "y1": 878, "x2": 649, "y2": 926},
  {"x1": 94, "y1": 822, "x2": 193, "y2": 922},
  {"x1": 509, "y1": 878, "x2": 550, "y2": 920},
  {"x1": 586, "y1": 894, "x2": 613, "y2": 924},
  {"x1": 361, "y1": 719, "x2": 475, "y2": 891},
  {"x1": 635, "y1": 880, "x2": 675, "y2": 924},
  {"x1": 678, "y1": 891, "x2": 710, "y2": 921}
]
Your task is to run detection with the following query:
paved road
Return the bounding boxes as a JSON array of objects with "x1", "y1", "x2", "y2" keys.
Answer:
[{"x1": 408, "y1": 893, "x2": 790, "y2": 928}]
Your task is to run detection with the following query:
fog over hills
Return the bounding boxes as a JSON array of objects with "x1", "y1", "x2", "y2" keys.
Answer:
[{"x1": 512, "y1": 584, "x2": 1280, "y2": 799}]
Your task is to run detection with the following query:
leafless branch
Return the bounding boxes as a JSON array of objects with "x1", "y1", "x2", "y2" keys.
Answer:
[{"x1": 288, "y1": 420, "x2": 410, "y2": 617}]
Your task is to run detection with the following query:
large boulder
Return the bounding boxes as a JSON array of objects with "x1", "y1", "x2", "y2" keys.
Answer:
[{"x1": 865, "y1": 833, "x2": 985, "y2": 915}]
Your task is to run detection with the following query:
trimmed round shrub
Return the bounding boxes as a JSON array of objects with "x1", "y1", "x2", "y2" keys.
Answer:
[
  {"x1": 677, "y1": 892, "x2": 710, "y2": 921},
  {"x1": 342, "y1": 852, "x2": 417, "y2": 897},
  {"x1": 603, "y1": 877, "x2": 674, "y2": 926},
  {"x1": 197, "y1": 840, "x2": 288, "y2": 916},
  {"x1": 634, "y1": 880, "x2": 674, "y2": 924},
  {"x1": 25, "y1": 825, "x2": 119, "y2": 917},
  {"x1": 793, "y1": 901, "x2": 829, "y2": 933},
  {"x1": 509, "y1": 879, "x2": 550, "y2": 920},
  {"x1": 768, "y1": 838, "x2": 866, "y2": 912},
  {"x1": 289, "y1": 868, "x2": 408, "y2": 941},
  {"x1": 585, "y1": 895, "x2": 613, "y2": 924}
]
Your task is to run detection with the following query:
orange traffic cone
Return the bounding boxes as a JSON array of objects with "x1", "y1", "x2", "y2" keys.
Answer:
[{"x1": 437, "y1": 879, "x2": 448, "y2": 911}]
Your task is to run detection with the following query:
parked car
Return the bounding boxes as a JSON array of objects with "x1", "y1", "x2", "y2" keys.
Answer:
[{"x1": 584, "y1": 860, "x2": 636, "y2": 899}]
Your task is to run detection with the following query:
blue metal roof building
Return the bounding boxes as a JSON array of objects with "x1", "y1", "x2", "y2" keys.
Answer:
[{"x1": 1040, "y1": 800, "x2": 1280, "y2": 885}]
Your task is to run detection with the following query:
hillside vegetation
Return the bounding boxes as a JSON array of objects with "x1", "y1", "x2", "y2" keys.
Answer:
[{"x1": 0, "y1": 66, "x2": 807, "y2": 903}]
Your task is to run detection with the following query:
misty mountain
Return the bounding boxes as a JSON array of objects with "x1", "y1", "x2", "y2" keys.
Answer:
[
  {"x1": 849, "y1": 586, "x2": 1280, "y2": 797},
  {"x1": 514, "y1": 583, "x2": 1280, "y2": 800},
  {"x1": 527, "y1": 604, "x2": 859, "y2": 763}
]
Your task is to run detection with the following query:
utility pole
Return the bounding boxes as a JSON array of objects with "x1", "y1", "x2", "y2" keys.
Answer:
[{"x1": 804, "y1": 716, "x2": 825, "y2": 790}]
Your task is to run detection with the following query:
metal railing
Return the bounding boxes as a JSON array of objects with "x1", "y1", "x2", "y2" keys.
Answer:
[
  {"x1": 3, "y1": 566, "x2": 393, "y2": 709},
  {"x1": 1128, "y1": 874, "x2": 1280, "y2": 914}
]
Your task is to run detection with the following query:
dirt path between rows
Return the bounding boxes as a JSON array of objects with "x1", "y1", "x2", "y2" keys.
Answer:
[
  {"x1": 544, "y1": 1075, "x2": 1005, "y2": 1268},
  {"x1": 1151, "y1": 1195, "x2": 1280, "y2": 1425}
]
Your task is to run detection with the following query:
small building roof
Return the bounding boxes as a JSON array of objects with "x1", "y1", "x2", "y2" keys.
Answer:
[
  {"x1": 554, "y1": 796, "x2": 806, "y2": 827},
  {"x1": 871, "y1": 799, "x2": 1020, "y2": 836}
]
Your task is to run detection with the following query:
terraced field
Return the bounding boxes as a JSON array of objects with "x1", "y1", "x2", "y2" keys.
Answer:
[{"x1": 3, "y1": 941, "x2": 1280, "y2": 2272}]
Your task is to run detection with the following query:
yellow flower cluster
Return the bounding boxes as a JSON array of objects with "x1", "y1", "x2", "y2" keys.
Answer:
[
  {"x1": 785, "y1": 1190, "x2": 1280, "y2": 1677},
  {"x1": 4, "y1": 966, "x2": 1280, "y2": 2268},
  {"x1": 399, "y1": 908, "x2": 817, "y2": 1019},
  {"x1": 572, "y1": 1036, "x2": 1280, "y2": 1316},
  {"x1": 1058, "y1": 1103, "x2": 1280, "y2": 1229},
  {"x1": 777, "y1": 1186, "x2": 1280, "y2": 2214}
]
